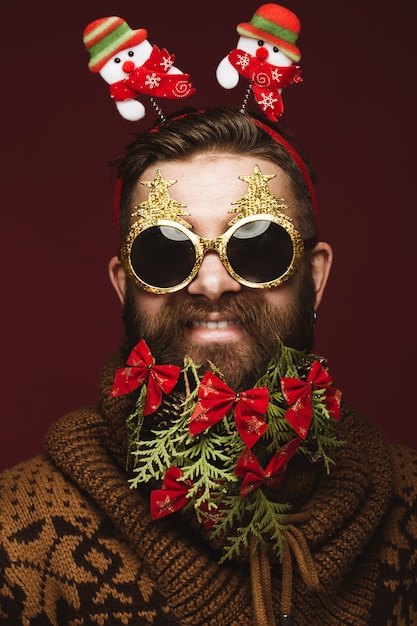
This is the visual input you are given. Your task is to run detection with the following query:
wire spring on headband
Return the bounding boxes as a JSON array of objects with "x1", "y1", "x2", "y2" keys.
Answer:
[
  {"x1": 240, "y1": 84, "x2": 253, "y2": 113},
  {"x1": 149, "y1": 97, "x2": 166, "y2": 122}
]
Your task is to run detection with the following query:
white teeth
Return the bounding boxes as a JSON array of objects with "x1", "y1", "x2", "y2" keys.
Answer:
[{"x1": 192, "y1": 320, "x2": 237, "y2": 329}]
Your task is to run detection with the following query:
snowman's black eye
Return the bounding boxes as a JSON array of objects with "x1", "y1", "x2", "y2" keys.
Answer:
[
  {"x1": 128, "y1": 50, "x2": 134, "y2": 57},
  {"x1": 273, "y1": 46, "x2": 279, "y2": 53},
  {"x1": 257, "y1": 40, "x2": 264, "y2": 47},
  {"x1": 114, "y1": 57, "x2": 121, "y2": 64}
]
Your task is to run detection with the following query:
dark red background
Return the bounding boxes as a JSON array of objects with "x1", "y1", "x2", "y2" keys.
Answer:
[{"x1": 1, "y1": 0, "x2": 416, "y2": 472}]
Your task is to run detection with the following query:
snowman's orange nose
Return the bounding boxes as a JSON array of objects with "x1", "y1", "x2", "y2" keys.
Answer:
[
  {"x1": 256, "y1": 47, "x2": 269, "y2": 61},
  {"x1": 122, "y1": 60, "x2": 135, "y2": 74}
]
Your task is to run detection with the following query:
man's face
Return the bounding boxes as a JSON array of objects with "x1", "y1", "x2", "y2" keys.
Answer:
[{"x1": 117, "y1": 153, "x2": 319, "y2": 390}]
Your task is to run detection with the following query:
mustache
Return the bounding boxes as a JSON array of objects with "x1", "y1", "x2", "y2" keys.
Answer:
[
  {"x1": 123, "y1": 289, "x2": 279, "y2": 358},
  {"x1": 160, "y1": 292, "x2": 267, "y2": 331}
]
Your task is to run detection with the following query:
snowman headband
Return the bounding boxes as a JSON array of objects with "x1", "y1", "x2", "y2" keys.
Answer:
[{"x1": 82, "y1": 5, "x2": 318, "y2": 227}]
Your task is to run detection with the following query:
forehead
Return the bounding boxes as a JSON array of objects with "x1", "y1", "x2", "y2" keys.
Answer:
[{"x1": 132, "y1": 153, "x2": 297, "y2": 225}]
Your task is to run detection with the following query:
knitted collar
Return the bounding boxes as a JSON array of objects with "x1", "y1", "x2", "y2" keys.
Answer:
[{"x1": 46, "y1": 349, "x2": 394, "y2": 624}]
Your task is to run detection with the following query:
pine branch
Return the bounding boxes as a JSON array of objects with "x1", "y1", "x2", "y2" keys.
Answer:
[
  {"x1": 129, "y1": 410, "x2": 190, "y2": 486},
  {"x1": 215, "y1": 489, "x2": 292, "y2": 563}
]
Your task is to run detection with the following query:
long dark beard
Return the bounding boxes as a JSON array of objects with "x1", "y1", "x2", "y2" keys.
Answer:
[{"x1": 122, "y1": 263, "x2": 316, "y2": 390}]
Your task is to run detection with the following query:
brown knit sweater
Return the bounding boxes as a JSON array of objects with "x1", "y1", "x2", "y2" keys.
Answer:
[{"x1": 1, "y1": 354, "x2": 417, "y2": 625}]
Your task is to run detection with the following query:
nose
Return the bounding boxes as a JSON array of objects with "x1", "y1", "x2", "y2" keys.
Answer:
[
  {"x1": 187, "y1": 252, "x2": 241, "y2": 300},
  {"x1": 122, "y1": 60, "x2": 135, "y2": 74},
  {"x1": 256, "y1": 47, "x2": 269, "y2": 61}
]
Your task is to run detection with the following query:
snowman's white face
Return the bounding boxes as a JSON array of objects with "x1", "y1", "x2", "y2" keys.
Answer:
[
  {"x1": 237, "y1": 36, "x2": 292, "y2": 67},
  {"x1": 99, "y1": 40, "x2": 153, "y2": 84}
]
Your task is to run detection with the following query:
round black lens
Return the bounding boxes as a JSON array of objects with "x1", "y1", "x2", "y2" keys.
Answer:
[
  {"x1": 227, "y1": 221, "x2": 294, "y2": 283},
  {"x1": 130, "y1": 226, "x2": 196, "y2": 288}
]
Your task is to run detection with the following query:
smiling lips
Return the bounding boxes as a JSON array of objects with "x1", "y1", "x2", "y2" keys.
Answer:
[
  {"x1": 187, "y1": 318, "x2": 244, "y2": 343},
  {"x1": 190, "y1": 319, "x2": 241, "y2": 329}
]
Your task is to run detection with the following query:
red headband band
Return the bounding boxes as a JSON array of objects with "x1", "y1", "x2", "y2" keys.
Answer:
[{"x1": 252, "y1": 118, "x2": 319, "y2": 229}]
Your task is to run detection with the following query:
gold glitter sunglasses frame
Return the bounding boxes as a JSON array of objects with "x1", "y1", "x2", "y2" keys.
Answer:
[{"x1": 121, "y1": 213, "x2": 316, "y2": 295}]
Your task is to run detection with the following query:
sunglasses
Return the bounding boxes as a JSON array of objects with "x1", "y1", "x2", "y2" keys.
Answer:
[{"x1": 121, "y1": 213, "x2": 317, "y2": 294}]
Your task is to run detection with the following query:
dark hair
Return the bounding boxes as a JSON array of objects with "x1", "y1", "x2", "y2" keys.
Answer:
[{"x1": 111, "y1": 106, "x2": 318, "y2": 243}]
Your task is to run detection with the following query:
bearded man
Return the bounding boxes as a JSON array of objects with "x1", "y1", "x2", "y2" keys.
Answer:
[{"x1": 1, "y1": 107, "x2": 416, "y2": 626}]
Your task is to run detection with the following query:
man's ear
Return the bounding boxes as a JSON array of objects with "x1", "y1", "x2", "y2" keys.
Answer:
[
  {"x1": 309, "y1": 242, "x2": 333, "y2": 311},
  {"x1": 108, "y1": 256, "x2": 127, "y2": 304}
]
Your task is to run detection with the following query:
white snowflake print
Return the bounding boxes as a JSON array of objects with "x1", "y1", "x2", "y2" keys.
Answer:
[
  {"x1": 271, "y1": 68, "x2": 284, "y2": 83},
  {"x1": 235, "y1": 52, "x2": 250, "y2": 71},
  {"x1": 160, "y1": 55, "x2": 174, "y2": 72},
  {"x1": 259, "y1": 92, "x2": 278, "y2": 111},
  {"x1": 145, "y1": 72, "x2": 161, "y2": 89}
]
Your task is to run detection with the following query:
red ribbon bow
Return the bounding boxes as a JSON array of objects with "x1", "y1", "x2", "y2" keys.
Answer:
[
  {"x1": 110, "y1": 44, "x2": 195, "y2": 102},
  {"x1": 151, "y1": 468, "x2": 227, "y2": 529},
  {"x1": 198, "y1": 498, "x2": 228, "y2": 531},
  {"x1": 235, "y1": 437, "x2": 301, "y2": 497},
  {"x1": 150, "y1": 466, "x2": 193, "y2": 520},
  {"x1": 189, "y1": 372, "x2": 269, "y2": 448},
  {"x1": 110, "y1": 339, "x2": 181, "y2": 416},
  {"x1": 228, "y1": 48, "x2": 302, "y2": 121},
  {"x1": 280, "y1": 361, "x2": 342, "y2": 439}
]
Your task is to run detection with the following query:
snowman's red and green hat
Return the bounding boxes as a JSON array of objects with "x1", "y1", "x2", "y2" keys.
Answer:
[
  {"x1": 83, "y1": 16, "x2": 148, "y2": 73},
  {"x1": 237, "y1": 3, "x2": 301, "y2": 63}
]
